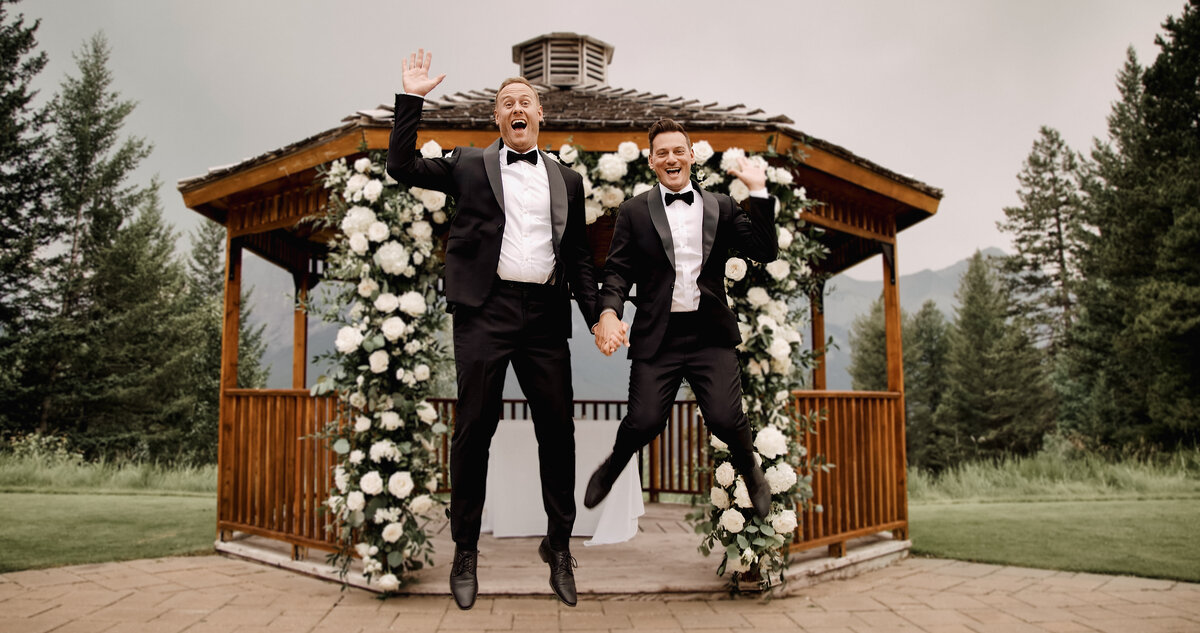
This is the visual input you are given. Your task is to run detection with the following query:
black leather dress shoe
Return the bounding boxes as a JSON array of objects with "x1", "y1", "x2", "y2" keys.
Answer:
[
  {"x1": 742, "y1": 464, "x2": 772, "y2": 520},
  {"x1": 584, "y1": 454, "x2": 621, "y2": 509},
  {"x1": 538, "y1": 538, "x2": 577, "y2": 607},
  {"x1": 449, "y1": 547, "x2": 478, "y2": 610}
]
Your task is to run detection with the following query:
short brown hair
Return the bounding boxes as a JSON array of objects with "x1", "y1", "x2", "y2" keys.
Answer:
[
  {"x1": 648, "y1": 118, "x2": 690, "y2": 151},
  {"x1": 495, "y1": 77, "x2": 541, "y2": 106}
]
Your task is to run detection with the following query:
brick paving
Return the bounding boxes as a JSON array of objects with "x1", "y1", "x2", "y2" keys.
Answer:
[{"x1": 2, "y1": 554, "x2": 1199, "y2": 632}]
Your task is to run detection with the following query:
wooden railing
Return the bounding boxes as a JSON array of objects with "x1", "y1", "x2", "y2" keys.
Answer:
[
  {"x1": 791, "y1": 390, "x2": 909, "y2": 555},
  {"x1": 217, "y1": 390, "x2": 906, "y2": 558},
  {"x1": 217, "y1": 389, "x2": 341, "y2": 552}
]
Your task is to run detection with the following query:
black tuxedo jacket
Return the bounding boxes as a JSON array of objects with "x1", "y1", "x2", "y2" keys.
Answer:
[
  {"x1": 386, "y1": 94, "x2": 599, "y2": 335},
  {"x1": 599, "y1": 184, "x2": 777, "y2": 360}
]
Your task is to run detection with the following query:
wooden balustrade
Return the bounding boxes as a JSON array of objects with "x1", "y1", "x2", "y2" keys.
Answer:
[
  {"x1": 790, "y1": 390, "x2": 908, "y2": 555},
  {"x1": 217, "y1": 390, "x2": 907, "y2": 558}
]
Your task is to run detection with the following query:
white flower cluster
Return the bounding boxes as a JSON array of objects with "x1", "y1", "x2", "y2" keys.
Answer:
[{"x1": 319, "y1": 152, "x2": 454, "y2": 593}]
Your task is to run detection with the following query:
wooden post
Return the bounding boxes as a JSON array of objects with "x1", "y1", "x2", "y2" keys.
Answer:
[
  {"x1": 217, "y1": 237, "x2": 243, "y2": 537},
  {"x1": 810, "y1": 279, "x2": 827, "y2": 390},
  {"x1": 292, "y1": 273, "x2": 309, "y2": 390},
  {"x1": 880, "y1": 241, "x2": 909, "y2": 540}
]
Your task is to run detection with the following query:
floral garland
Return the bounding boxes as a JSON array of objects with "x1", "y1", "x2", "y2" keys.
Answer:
[{"x1": 315, "y1": 136, "x2": 826, "y2": 593}]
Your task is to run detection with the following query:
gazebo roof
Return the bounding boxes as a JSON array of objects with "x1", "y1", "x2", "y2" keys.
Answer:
[{"x1": 177, "y1": 33, "x2": 942, "y2": 277}]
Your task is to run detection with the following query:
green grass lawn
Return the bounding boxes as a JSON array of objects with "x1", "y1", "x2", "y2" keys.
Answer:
[
  {"x1": 0, "y1": 491, "x2": 216, "y2": 572},
  {"x1": 910, "y1": 497, "x2": 1200, "y2": 582}
]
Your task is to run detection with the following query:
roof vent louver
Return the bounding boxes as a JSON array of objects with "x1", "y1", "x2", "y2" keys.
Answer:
[{"x1": 512, "y1": 33, "x2": 614, "y2": 88}]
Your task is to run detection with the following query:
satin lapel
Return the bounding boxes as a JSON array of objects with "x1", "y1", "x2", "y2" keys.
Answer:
[
  {"x1": 544, "y1": 151, "x2": 566, "y2": 253},
  {"x1": 483, "y1": 139, "x2": 504, "y2": 213},
  {"x1": 647, "y1": 184, "x2": 676, "y2": 271},
  {"x1": 699, "y1": 187, "x2": 719, "y2": 268}
]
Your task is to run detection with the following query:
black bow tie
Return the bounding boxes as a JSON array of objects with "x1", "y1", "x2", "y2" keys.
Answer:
[
  {"x1": 664, "y1": 190, "x2": 694, "y2": 206},
  {"x1": 506, "y1": 149, "x2": 539, "y2": 166}
]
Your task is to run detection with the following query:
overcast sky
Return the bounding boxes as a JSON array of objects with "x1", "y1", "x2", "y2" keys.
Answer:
[{"x1": 21, "y1": 0, "x2": 1185, "y2": 281}]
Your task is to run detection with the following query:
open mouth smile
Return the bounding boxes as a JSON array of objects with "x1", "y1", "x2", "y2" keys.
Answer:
[{"x1": 512, "y1": 119, "x2": 527, "y2": 129}]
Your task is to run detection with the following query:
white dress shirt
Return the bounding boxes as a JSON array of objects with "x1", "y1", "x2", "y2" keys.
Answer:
[
  {"x1": 662, "y1": 184, "x2": 704, "y2": 312},
  {"x1": 495, "y1": 147, "x2": 556, "y2": 284}
]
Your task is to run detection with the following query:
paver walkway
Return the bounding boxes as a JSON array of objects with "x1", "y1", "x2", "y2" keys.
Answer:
[{"x1": 3, "y1": 554, "x2": 1198, "y2": 632}]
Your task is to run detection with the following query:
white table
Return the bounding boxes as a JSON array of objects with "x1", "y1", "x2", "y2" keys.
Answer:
[{"x1": 482, "y1": 419, "x2": 644, "y2": 546}]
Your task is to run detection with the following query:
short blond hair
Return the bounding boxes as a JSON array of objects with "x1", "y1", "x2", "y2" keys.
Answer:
[{"x1": 495, "y1": 77, "x2": 541, "y2": 107}]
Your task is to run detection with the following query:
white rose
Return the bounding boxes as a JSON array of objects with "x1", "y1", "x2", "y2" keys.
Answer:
[
  {"x1": 768, "y1": 337, "x2": 792, "y2": 362},
  {"x1": 770, "y1": 509, "x2": 798, "y2": 535},
  {"x1": 714, "y1": 461, "x2": 736, "y2": 487},
  {"x1": 725, "y1": 257, "x2": 747, "y2": 282},
  {"x1": 381, "y1": 316, "x2": 406, "y2": 342},
  {"x1": 334, "y1": 466, "x2": 349, "y2": 493},
  {"x1": 584, "y1": 199, "x2": 602, "y2": 224},
  {"x1": 413, "y1": 364, "x2": 431, "y2": 381},
  {"x1": 349, "y1": 391, "x2": 367, "y2": 409},
  {"x1": 710, "y1": 434, "x2": 728, "y2": 451},
  {"x1": 346, "y1": 173, "x2": 369, "y2": 198},
  {"x1": 617, "y1": 141, "x2": 640, "y2": 162},
  {"x1": 381, "y1": 522, "x2": 404, "y2": 543},
  {"x1": 419, "y1": 188, "x2": 446, "y2": 212},
  {"x1": 596, "y1": 153, "x2": 628, "y2": 181},
  {"x1": 348, "y1": 232, "x2": 369, "y2": 255},
  {"x1": 346, "y1": 491, "x2": 365, "y2": 511},
  {"x1": 692, "y1": 140, "x2": 714, "y2": 163},
  {"x1": 746, "y1": 287, "x2": 770, "y2": 307},
  {"x1": 780, "y1": 327, "x2": 802, "y2": 344},
  {"x1": 366, "y1": 221, "x2": 389, "y2": 242},
  {"x1": 557, "y1": 144, "x2": 578, "y2": 164},
  {"x1": 720, "y1": 148, "x2": 746, "y2": 173},
  {"x1": 372, "y1": 293, "x2": 398, "y2": 314},
  {"x1": 420, "y1": 139, "x2": 443, "y2": 159},
  {"x1": 399, "y1": 291, "x2": 426, "y2": 317},
  {"x1": 416, "y1": 401, "x2": 438, "y2": 424},
  {"x1": 768, "y1": 166, "x2": 794, "y2": 186},
  {"x1": 772, "y1": 356, "x2": 793, "y2": 376},
  {"x1": 369, "y1": 350, "x2": 389, "y2": 374},
  {"x1": 354, "y1": 416, "x2": 371, "y2": 433},
  {"x1": 408, "y1": 221, "x2": 433, "y2": 243},
  {"x1": 718, "y1": 509, "x2": 745, "y2": 533},
  {"x1": 376, "y1": 241, "x2": 410, "y2": 275},
  {"x1": 379, "y1": 411, "x2": 402, "y2": 431},
  {"x1": 598, "y1": 185, "x2": 625, "y2": 209},
  {"x1": 363, "y1": 179, "x2": 383, "y2": 203},
  {"x1": 795, "y1": 186, "x2": 808, "y2": 200},
  {"x1": 754, "y1": 426, "x2": 788, "y2": 459},
  {"x1": 354, "y1": 157, "x2": 372, "y2": 174},
  {"x1": 404, "y1": 340, "x2": 423, "y2": 354},
  {"x1": 335, "y1": 326, "x2": 364, "y2": 354},
  {"x1": 410, "y1": 494, "x2": 435, "y2": 515},
  {"x1": 349, "y1": 449, "x2": 365, "y2": 464},
  {"x1": 357, "y1": 277, "x2": 378, "y2": 298},
  {"x1": 765, "y1": 260, "x2": 790, "y2": 281},
  {"x1": 389, "y1": 471, "x2": 415, "y2": 498},
  {"x1": 765, "y1": 463, "x2": 798, "y2": 494},
  {"x1": 778, "y1": 227, "x2": 793, "y2": 249},
  {"x1": 767, "y1": 299, "x2": 789, "y2": 323},
  {"x1": 632, "y1": 182, "x2": 654, "y2": 197},
  {"x1": 360, "y1": 471, "x2": 384, "y2": 495},
  {"x1": 728, "y1": 179, "x2": 750, "y2": 203},
  {"x1": 710, "y1": 487, "x2": 730, "y2": 509}
]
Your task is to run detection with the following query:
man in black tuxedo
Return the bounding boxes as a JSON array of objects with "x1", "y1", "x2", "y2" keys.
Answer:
[
  {"x1": 387, "y1": 50, "x2": 606, "y2": 610},
  {"x1": 586, "y1": 118, "x2": 777, "y2": 521}
]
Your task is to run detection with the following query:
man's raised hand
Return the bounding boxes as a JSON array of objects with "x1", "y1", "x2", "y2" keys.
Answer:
[
  {"x1": 402, "y1": 49, "x2": 446, "y2": 97},
  {"x1": 727, "y1": 155, "x2": 767, "y2": 191}
]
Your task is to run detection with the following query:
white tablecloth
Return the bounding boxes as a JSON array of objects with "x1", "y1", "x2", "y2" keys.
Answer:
[{"x1": 481, "y1": 419, "x2": 644, "y2": 546}]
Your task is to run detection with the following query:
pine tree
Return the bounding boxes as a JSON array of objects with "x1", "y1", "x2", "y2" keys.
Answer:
[
  {"x1": 847, "y1": 295, "x2": 888, "y2": 391},
  {"x1": 933, "y1": 252, "x2": 1053, "y2": 468},
  {"x1": 25, "y1": 32, "x2": 152, "y2": 439},
  {"x1": 0, "y1": 0, "x2": 52, "y2": 435},
  {"x1": 69, "y1": 187, "x2": 203, "y2": 458},
  {"x1": 903, "y1": 301, "x2": 949, "y2": 471},
  {"x1": 996, "y1": 126, "x2": 1091, "y2": 356}
]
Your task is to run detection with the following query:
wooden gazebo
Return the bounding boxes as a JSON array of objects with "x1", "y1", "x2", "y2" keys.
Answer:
[{"x1": 177, "y1": 33, "x2": 942, "y2": 561}]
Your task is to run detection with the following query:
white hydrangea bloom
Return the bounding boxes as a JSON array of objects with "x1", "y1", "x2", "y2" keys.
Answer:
[
  {"x1": 379, "y1": 411, "x2": 402, "y2": 431},
  {"x1": 765, "y1": 462, "x2": 798, "y2": 494},
  {"x1": 349, "y1": 449, "x2": 365, "y2": 464},
  {"x1": 598, "y1": 185, "x2": 625, "y2": 209},
  {"x1": 376, "y1": 241, "x2": 410, "y2": 275},
  {"x1": 596, "y1": 153, "x2": 628, "y2": 181},
  {"x1": 362, "y1": 180, "x2": 384, "y2": 203},
  {"x1": 348, "y1": 232, "x2": 369, "y2": 255},
  {"x1": 770, "y1": 509, "x2": 798, "y2": 535}
]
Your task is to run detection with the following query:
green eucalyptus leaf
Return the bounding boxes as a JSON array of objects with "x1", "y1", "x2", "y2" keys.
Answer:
[{"x1": 332, "y1": 439, "x2": 350, "y2": 454}]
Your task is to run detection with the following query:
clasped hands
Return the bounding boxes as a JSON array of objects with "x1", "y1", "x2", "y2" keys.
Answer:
[{"x1": 593, "y1": 311, "x2": 629, "y2": 356}]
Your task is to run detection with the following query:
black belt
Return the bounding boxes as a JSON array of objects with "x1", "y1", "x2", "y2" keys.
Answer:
[{"x1": 495, "y1": 276, "x2": 554, "y2": 292}]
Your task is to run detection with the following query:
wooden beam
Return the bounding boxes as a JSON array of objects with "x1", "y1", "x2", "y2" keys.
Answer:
[
  {"x1": 881, "y1": 243, "x2": 904, "y2": 394},
  {"x1": 217, "y1": 236, "x2": 242, "y2": 538},
  {"x1": 292, "y1": 275, "x2": 309, "y2": 390},
  {"x1": 800, "y1": 211, "x2": 896, "y2": 244},
  {"x1": 810, "y1": 281, "x2": 827, "y2": 390}
]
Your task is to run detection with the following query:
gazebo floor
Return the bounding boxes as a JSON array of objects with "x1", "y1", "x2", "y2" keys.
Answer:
[{"x1": 215, "y1": 503, "x2": 909, "y2": 599}]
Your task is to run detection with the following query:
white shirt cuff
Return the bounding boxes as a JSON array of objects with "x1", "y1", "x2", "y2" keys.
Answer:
[{"x1": 749, "y1": 188, "x2": 769, "y2": 198}]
